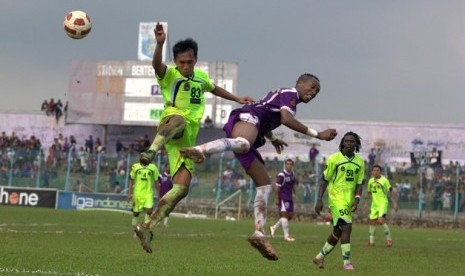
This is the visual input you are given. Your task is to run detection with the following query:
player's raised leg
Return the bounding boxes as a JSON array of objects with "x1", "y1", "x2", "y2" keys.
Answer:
[
  {"x1": 180, "y1": 137, "x2": 250, "y2": 163},
  {"x1": 140, "y1": 115, "x2": 186, "y2": 164}
]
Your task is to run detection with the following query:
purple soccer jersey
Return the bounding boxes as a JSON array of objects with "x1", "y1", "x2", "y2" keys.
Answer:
[
  {"x1": 223, "y1": 88, "x2": 299, "y2": 170},
  {"x1": 276, "y1": 170, "x2": 296, "y2": 202},
  {"x1": 276, "y1": 169, "x2": 297, "y2": 213},
  {"x1": 157, "y1": 172, "x2": 173, "y2": 198}
]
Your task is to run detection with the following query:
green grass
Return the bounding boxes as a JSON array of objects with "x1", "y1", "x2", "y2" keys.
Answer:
[{"x1": 1, "y1": 206, "x2": 464, "y2": 276}]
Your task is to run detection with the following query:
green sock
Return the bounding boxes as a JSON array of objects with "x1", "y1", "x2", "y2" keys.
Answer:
[
  {"x1": 149, "y1": 134, "x2": 168, "y2": 152},
  {"x1": 316, "y1": 242, "x2": 334, "y2": 259},
  {"x1": 341, "y1": 243, "x2": 351, "y2": 265},
  {"x1": 382, "y1": 223, "x2": 392, "y2": 240},
  {"x1": 146, "y1": 184, "x2": 189, "y2": 228},
  {"x1": 369, "y1": 225, "x2": 376, "y2": 244}
]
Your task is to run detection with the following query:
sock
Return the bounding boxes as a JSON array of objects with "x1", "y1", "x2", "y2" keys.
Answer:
[
  {"x1": 369, "y1": 225, "x2": 376, "y2": 244},
  {"x1": 149, "y1": 117, "x2": 186, "y2": 152},
  {"x1": 144, "y1": 214, "x2": 150, "y2": 223},
  {"x1": 281, "y1": 217, "x2": 290, "y2": 238},
  {"x1": 341, "y1": 243, "x2": 351, "y2": 265},
  {"x1": 132, "y1": 216, "x2": 139, "y2": 227},
  {"x1": 145, "y1": 184, "x2": 189, "y2": 229},
  {"x1": 164, "y1": 217, "x2": 169, "y2": 225},
  {"x1": 382, "y1": 223, "x2": 392, "y2": 240},
  {"x1": 316, "y1": 242, "x2": 334, "y2": 259},
  {"x1": 202, "y1": 137, "x2": 250, "y2": 155},
  {"x1": 253, "y1": 184, "x2": 271, "y2": 234},
  {"x1": 149, "y1": 134, "x2": 168, "y2": 152},
  {"x1": 272, "y1": 218, "x2": 282, "y2": 230}
]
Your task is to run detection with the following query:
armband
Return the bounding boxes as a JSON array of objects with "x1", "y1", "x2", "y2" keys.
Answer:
[{"x1": 306, "y1": 127, "x2": 318, "y2": 137}]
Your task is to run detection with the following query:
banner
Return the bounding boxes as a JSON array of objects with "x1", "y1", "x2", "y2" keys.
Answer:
[
  {"x1": 0, "y1": 186, "x2": 57, "y2": 208},
  {"x1": 57, "y1": 191, "x2": 132, "y2": 211},
  {"x1": 137, "y1": 22, "x2": 168, "y2": 62}
]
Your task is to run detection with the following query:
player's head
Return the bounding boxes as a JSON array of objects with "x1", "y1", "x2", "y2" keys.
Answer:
[
  {"x1": 295, "y1": 73, "x2": 320, "y2": 103},
  {"x1": 338, "y1": 131, "x2": 362, "y2": 155},
  {"x1": 371, "y1": 164, "x2": 382, "y2": 178},
  {"x1": 284, "y1": 158, "x2": 294, "y2": 171},
  {"x1": 173, "y1": 38, "x2": 198, "y2": 77}
]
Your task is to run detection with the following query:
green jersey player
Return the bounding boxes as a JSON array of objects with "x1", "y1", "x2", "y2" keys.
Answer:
[
  {"x1": 134, "y1": 22, "x2": 254, "y2": 253},
  {"x1": 363, "y1": 165, "x2": 398, "y2": 247},
  {"x1": 128, "y1": 155, "x2": 159, "y2": 239},
  {"x1": 313, "y1": 131, "x2": 365, "y2": 271}
]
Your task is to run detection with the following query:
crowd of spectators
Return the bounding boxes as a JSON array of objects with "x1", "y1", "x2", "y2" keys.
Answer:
[
  {"x1": 41, "y1": 98, "x2": 67, "y2": 123},
  {"x1": 2, "y1": 128, "x2": 464, "y2": 212}
]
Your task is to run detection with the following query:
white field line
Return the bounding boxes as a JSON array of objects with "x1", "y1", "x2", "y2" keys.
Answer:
[{"x1": 0, "y1": 267, "x2": 99, "y2": 276}]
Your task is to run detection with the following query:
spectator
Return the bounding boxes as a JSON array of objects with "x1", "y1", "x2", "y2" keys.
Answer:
[
  {"x1": 55, "y1": 99, "x2": 63, "y2": 124},
  {"x1": 85, "y1": 135, "x2": 94, "y2": 154},
  {"x1": 368, "y1": 148, "x2": 376, "y2": 170},
  {"x1": 308, "y1": 144, "x2": 319, "y2": 169},
  {"x1": 116, "y1": 139, "x2": 124, "y2": 155},
  {"x1": 47, "y1": 98, "x2": 55, "y2": 117},
  {"x1": 41, "y1": 100, "x2": 49, "y2": 114},
  {"x1": 204, "y1": 116, "x2": 214, "y2": 128}
]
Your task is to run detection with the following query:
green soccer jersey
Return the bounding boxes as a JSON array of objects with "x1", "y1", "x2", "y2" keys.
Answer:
[
  {"x1": 157, "y1": 65, "x2": 215, "y2": 122},
  {"x1": 367, "y1": 175, "x2": 391, "y2": 206},
  {"x1": 130, "y1": 163, "x2": 159, "y2": 198},
  {"x1": 323, "y1": 152, "x2": 365, "y2": 206}
]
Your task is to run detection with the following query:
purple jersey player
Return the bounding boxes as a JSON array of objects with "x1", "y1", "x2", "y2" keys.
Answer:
[
  {"x1": 270, "y1": 159, "x2": 299, "y2": 241},
  {"x1": 181, "y1": 73, "x2": 338, "y2": 261}
]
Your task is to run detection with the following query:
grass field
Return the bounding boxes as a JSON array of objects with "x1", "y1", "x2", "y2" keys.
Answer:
[{"x1": 1, "y1": 206, "x2": 464, "y2": 276}]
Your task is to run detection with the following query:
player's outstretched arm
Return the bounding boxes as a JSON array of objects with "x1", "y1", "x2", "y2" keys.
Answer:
[
  {"x1": 265, "y1": 131, "x2": 288, "y2": 154},
  {"x1": 211, "y1": 86, "x2": 255, "y2": 104},
  {"x1": 152, "y1": 22, "x2": 167, "y2": 78},
  {"x1": 280, "y1": 109, "x2": 337, "y2": 141}
]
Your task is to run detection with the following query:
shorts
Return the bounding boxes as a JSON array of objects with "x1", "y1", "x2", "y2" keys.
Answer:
[
  {"x1": 223, "y1": 109, "x2": 265, "y2": 171},
  {"x1": 329, "y1": 201, "x2": 353, "y2": 226},
  {"x1": 160, "y1": 107, "x2": 198, "y2": 176},
  {"x1": 369, "y1": 203, "x2": 388, "y2": 220},
  {"x1": 132, "y1": 195, "x2": 154, "y2": 213},
  {"x1": 278, "y1": 200, "x2": 294, "y2": 213}
]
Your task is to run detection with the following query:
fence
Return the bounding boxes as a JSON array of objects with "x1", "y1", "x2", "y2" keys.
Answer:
[{"x1": 2, "y1": 145, "x2": 464, "y2": 222}]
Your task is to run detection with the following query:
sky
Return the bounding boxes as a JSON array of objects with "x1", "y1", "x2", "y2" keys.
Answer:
[{"x1": 0, "y1": 0, "x2": 464, "y2": 125}]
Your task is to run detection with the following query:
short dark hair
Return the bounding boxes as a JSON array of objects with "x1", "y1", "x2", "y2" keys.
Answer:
[
  {"x1": 338, "y1": 131, "x2": 362, "y2": 152},
  {"x1": 297, "y1": 73, "x2": 320, "y2": 93},
  {"x1": 372, "y1": 164, "x2": 382, "y2": 171},
  {"x1": 173, "y1": 38, "x2": 198, "y2": 60}
]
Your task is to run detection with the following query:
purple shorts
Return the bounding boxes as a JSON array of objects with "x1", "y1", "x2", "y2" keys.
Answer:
[
  {"x1": 278, "y1": 200, "x2": 294, "y2": 213},
  {"x1": 223, "y1": 108, "x2": 265, "y2": 171}
]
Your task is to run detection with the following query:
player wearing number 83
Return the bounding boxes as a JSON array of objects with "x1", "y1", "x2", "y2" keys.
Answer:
[
  {"x1": 313, "y1": 131, "x2": 365, "y2": 271},
  {"x1": 135, "y1": 22, "x2": 254, "y2": 254}
]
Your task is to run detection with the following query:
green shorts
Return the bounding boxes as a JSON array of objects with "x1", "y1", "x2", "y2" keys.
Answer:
[
  {"x1": 329, "y1": 201, "x2": 353, "y2": 226},
  {"x1": 160, "y1": 107, "x2": 199, "y2": 176},
  {"x1": 132, "y1": 195, "x2": 154, "y2": 213},
  {"x1": 369, "y1": 203, "x2": 388, "y2": 220}
]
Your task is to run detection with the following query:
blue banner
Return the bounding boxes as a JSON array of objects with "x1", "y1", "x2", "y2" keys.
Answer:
[{"x1": 57, "y1": 191, "x2": 131, "y2": 211}]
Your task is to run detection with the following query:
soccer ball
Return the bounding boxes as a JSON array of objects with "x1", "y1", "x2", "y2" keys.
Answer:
[{"x1": 63, "y1": 10, "x2": 92, "y2": 39}]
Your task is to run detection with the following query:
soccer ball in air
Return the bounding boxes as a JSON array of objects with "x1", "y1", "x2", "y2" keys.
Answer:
[{"x1": 63, "y1": 10, "x2": 92, "y2": 39}]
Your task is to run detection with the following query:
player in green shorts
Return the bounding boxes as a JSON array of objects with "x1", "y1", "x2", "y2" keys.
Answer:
[
  {"x1": 313, "y1": 131, "x2": 365, "y2": 271},
  {"x1": 134, "y1": 22, "x2": 254, "y2": 253},
  {"x1": 128, "y1": 155, "x2": 160, "y2": 240},
  {"x1": 363, "y1": 164, "x2": 398, "y2": 247}
]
